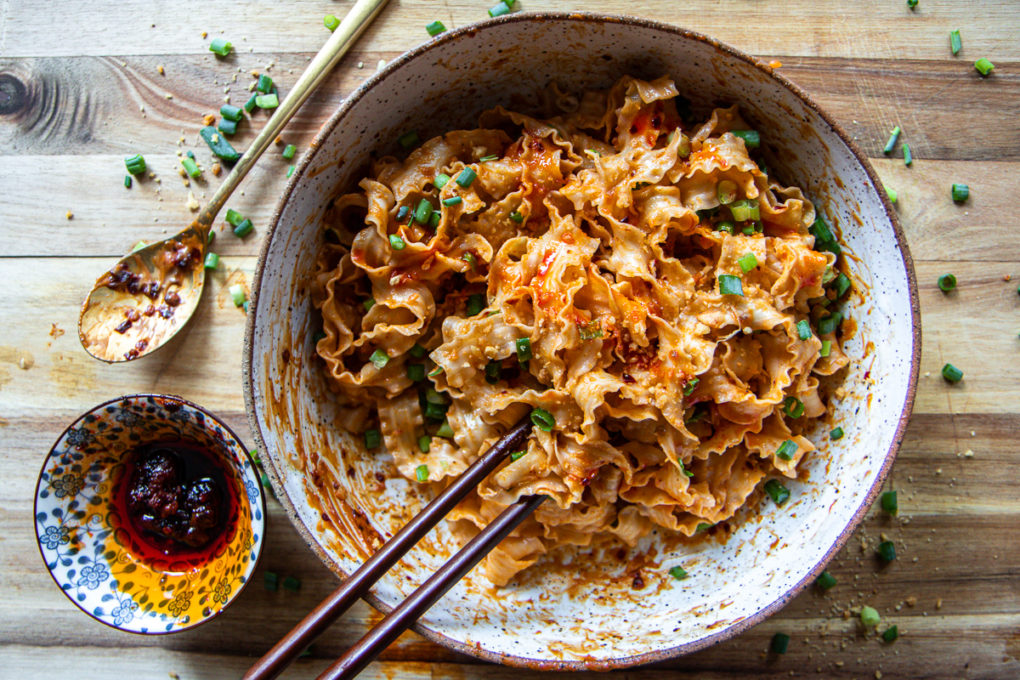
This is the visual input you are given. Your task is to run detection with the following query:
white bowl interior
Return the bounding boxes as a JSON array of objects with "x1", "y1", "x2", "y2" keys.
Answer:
[{"x1": 247, "y1": 15, "x2": 916, "y2": 667}]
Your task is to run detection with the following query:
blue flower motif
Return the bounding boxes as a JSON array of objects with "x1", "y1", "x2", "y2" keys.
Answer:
[
  {"x1": 114, "y1": 409, "x2": 141, "y2": 427},
  {"x1": 111, "y1": 598, "x2": 139, "y2": 626},
  {"x1": 65, "y1": 427, "x2": 94, "y2": 448},
  {"x1": 245, "y1": 478, "x2": 259, "y2": 503},
  {"x1": 52, "y1": 473, "x2": 84, "y2": 499},
  {"x1": 77, "y1": 562, "x2": 110, "y2": 590},
  {"x1": 168, "y1": 408, "x2": 191, "y2": 424},
  {"x1": 41, "y1": 525, "x2": 70, "y2": 550}
]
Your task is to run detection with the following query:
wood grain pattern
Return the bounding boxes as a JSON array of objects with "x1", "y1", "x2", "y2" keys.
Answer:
[{"x1": 1, "y1": 1, "x2": 1018, "y2": 679}]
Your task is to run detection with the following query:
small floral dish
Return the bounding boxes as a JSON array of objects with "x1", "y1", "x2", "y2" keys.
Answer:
[{"x1": 34, "y1": 394, "x2": 266, "y2": 634}]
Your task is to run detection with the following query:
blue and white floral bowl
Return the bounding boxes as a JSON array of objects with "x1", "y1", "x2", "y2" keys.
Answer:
[{"x1": 34, "y1": 394, "x2": 266, "y2": 634}]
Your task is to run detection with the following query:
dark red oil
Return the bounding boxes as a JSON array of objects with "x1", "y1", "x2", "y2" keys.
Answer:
[{"x1": 112, "y1": 438, "x2": 240, "y2": 570}]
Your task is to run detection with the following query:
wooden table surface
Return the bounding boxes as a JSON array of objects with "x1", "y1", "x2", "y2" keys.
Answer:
[{"x1": 2, "y1": 1, "x2": 1018, "y2": 678}]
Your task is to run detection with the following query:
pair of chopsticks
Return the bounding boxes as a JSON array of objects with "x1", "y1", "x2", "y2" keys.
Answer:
[{"x1": 245, "y1": 416, "x2": 541, "y2": 680}]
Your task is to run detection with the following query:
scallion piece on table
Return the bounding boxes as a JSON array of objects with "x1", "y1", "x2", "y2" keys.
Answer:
[
  {"x1": 282, "y1": 576, "x2": 301, "y2": 591},
  {"x1": 181, "y1": 157, "x2": 202, "y2": 178},
  {"x1": 877, "y1": 540, "x2": 897, "y2": 563},
  {"x1": 388, "y1": 234, "x2": 406, "y2": 250},
  {"x1": 434, "y1": 173, "x2": 451, "y2": 189},
  {"x1": 124, "y1": 154, "x2": 147, "y2": 175},
  {"x1": 226, "y1": 209, "x2": 244, "y2": 226},
  {"x1": 782, "y1": 396, "x2": 805, "y2": 419},
  {"x1": 881, "y1": 490, "x2": 898, "y2": 515},
  {"x1": 282, "y1": 144, "x2": 296, "y2": 160},
  {"x1": 426, "y1": 20, "x2": 446, "y2": 36},
  {"x1": 220, "y1": 104, "x2": 243, "y2": 122},
  {"x1": 830, "y1": 426, "x2": 844, "y2": 440},
  {"x1": 731, "y1": 129, "x2": 760, "y2": 149},
  {"x1": 286, "y1": 164, "x2": 295, "y2": 178},
  {"x1": 264, "y1": 571, "x2": 279, "y2": 591},
  {"x1": 817, "y1": 311, "x2": 842, "y2": 336},
  {"x1": 974, "y1": 58, "x2": 995, "y2": 76},
  {"x1": 531, "y1": 408, "x2": 555, "y2": 432},
  {"x1": 516, "y1": 337, "x2": 532, "y2": 362},
  {"x1": 123, "y1": 174, "x2": 132, "y2": 188},
  {"x1": 415, "y1": 464, "x2": 429, "y2": 482},
  {"x1": 886, "y1": 186, "x2": 898, "y2": 203},
  {"x1": 738, "y1": 252, "x2": 758, "y2": 273},
  {"x1": 882, "y1": 625, "x2": 899, "y2": 643},
  {"x1": 907, "y1": 0, "x2": 918, "y2": 9},
  {"x1": 941, "y1": 363, "x2": 963, "y2": 383},
  {"x1": 324, "y1": 14, "x2": 341, "y2": 31},
  {"x1": 442, "y1": 196, "x2": 462, "y2": 206},
  {"x1": 370, "y1": 348, "x2": 389, "y2": 369},
  {"x1": 938, "y1": 273, "x2": 957, "y2": 292},
  {"x1": 203, "y1": 252, "x2": 219, "y2": 270},
  {"x1": 718, "y1": 274, "x2": 743, "y2": 296},
  {"x1": 796, "y1": 320, "x2": 812, "y2": 341},
  {"x1": 256, "y1": 73, "x2": 274, "y2": 93},
  {"x1": 883, "y1": 126, "x2": 901, "y2": 155},
  {"x1": 229, "y1": 283, "x2": 246, "y2": 307},
  {"x1": 256, "y1": 93, "x2": 279, "y2": 109},
  {"x1": 764, "y1": 479, "x2": 790, "y2": 505},
  {"x1": 510, "y1": 450, "x2": 526, "y2": 462},
  {"x1": 683, "y1": 378, "x2": 699, "y2": 396},
  {"x1": 218, "y1": 118, "x2": 238, "y2": 136},
  {"x1": 951, "y1": 183, "x2": 969, "y2": 203},
  {"x1": 414, "y1": 198, "x2": 434, "y2": 225},
  {"x1": 244, "y1": 93, "x2": 259, "y2": 113},
  {"x1": 903, "y1": 143, "x2": 913, "y2": 167},
  {"x1": 860, "y1": 606, "x2": 880, "y2": 628},
  {"x1": 770, "y1": 633, "x2": 790, "y2": 655},
  {"x1": 209, "y1": 38, "x2": 232, "y2": 57},
  {"x1": 485, "y1": 360, "x2": 501, "y2": 384},
  {"x1": 776, "y1": 439, "x2": 798, "y2": 460},
  {"x1": 669, "y1": 566, "x2": 688, "y2": 580},
  {"x1": 466, "y1": 293, "x2": 486, "y2": 316},
  {"x1": 509, "y1": 210, "x2": 524, "y2": 223},
  {"x1": 816, "y1": 570, "x2": 837, "y2": 590},
  {"x1": 820, "y1": 339, "x2": 832, "y2": 357},
  {"x1": 409, "y1": 344, "x2": 427, "y2": 359},
  {"x1": 233, "y1": 218, "x2": 254, "y2": 237},
  {"x1": 834, "y1": 272, "x2": 851, "y2": 298},
  {"x1": 488, "y1": 2, "x2": 511, "y2": 18},
  {"x1": 417, "y1": 435, "x2": 431, "y2": 453},
  {"x1": 200, "y1": 126, "x2": 240, "y2": 162},
  {"x1": 729, "y1": 199, "x2": 760, "y2": 222},
  {"x1": 407, "y1": 364, "x2": 425, "y2": 382},
  {"x1": 950, "y1": 30, "x2": 962, "y2": 56},
  {"x1": 436, "y1": 420, "x2": 455, "y2": 438},
  {"x1": 455, "y1": 167, "x2": 477, "y2": 187},
  {"x1": 364, "y1": 429, "x2": 381, "y2": 449}
]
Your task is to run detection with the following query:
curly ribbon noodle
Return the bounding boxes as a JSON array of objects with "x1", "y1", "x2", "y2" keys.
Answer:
[{"x1": 311, "y1": 76, "x2": 849, "y2": 586}]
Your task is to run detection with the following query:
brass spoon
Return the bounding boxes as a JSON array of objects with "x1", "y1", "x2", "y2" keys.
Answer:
[{"x1": 79, "y1": 0, "x2": 389, "y2": 362}]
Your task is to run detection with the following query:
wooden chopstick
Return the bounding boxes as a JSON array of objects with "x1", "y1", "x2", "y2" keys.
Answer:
[
  {"x1": 316, "y1": 493, "x2": 545, "y2": 680},
  {"x1": 244, "y1": 415, "x2": 534, "y2": 680}
]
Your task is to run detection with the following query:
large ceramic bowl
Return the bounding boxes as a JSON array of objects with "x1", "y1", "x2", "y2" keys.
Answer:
[{"x1": 243, "y1": 13, "x2": 919, "y2": 669}]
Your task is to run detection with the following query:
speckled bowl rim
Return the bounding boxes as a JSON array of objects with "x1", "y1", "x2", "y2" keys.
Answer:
[
  {"x1": 243, "y1": 11, "x2": 921, "y2": 670},
  {"x1": 34, "y1": 393, "x2": 268, "y2": 636}
]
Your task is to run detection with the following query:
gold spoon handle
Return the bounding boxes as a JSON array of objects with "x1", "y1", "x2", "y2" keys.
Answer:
[{"x1": 196, "y1": 0, "x2": 390, "y2": 234}]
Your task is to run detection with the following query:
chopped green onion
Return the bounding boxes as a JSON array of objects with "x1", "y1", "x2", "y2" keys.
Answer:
[
  {"x1": 428, "y1": 212, "x2": 440, "y2": 229},
  {"x1": 830, "y1": 426, "x2": 844, "y2": 440},
  {"x1": 764, "y1": 479, "x2": 790, "y2": 505},
  {"x1": 881, "y1": 490, "x2": 898, "y2": 515},
  {"x1": 488, "y1": 2, "x2": 511, "y2": 18},
  {"x1": 776, "y1": 439, "x2": 798, "y2": 460},
  {"x1": 817, "y1": 312, "x2": 842, "y2": 336},
  {"x1": 264, "y1": 571, "x2": 279, "y2": 591},
  {"x1": 883, "y1": 126, "x2": 901, "y2": 155},
  {"x1": 731, "y1": 129, "x2": 760, "y2": 149},
  {"x1": 938, "y1": 273, "x2": 957, "y2": 292},
  {"x1": 414, "y1": 198, "x2": 434, "y2": 225},
  {"x1": 225, "y1": 209, "x2": 243, "y2": 226},
  {"x1": 886, "y1": 186, "x2": 898, "y2": 203},
  {"x1": 287, "y1": 165, "x2": 295, "y2": 178},
  {"x1": 695, "y1": 522, "x2": 713, "y2": 533},
  {"x1": 796, "y1": 319, "x2": 813, "y2": 341},
  {"x1": 124, "y1": 175, "x2": 132, "y2": 188},
  {"x1": 683, "y1": 378, "x2": 699, "y2": 397},
  {"x1": 218, "y1": 118, "x2": 238, "y2": 136},
  {"x1": 877, "y1": 540, "x2": 896, "y2": 563},
  {"x1": 941, "y1": 363, "x2": 963, "y2": 383},
  {"x1": 718, "y1": 274, "x2": 743, "y2": 296},
  {"x1": 282, "y1": 576, "x2": 301, "y2": 591},
  {"x1": 478, "y1": 154, "x2": 499, "y2": 162},
  {"x1": 256, "y1": 93, "x2": 279, "y2": 109},
  {"x1": 203, "y1": 252, "x2": 219, "y2": 270},
  {"x1": 428, "y1": 366, "x2": 443, "y2": 377},
  {"x1": 816, "y1": 571, "x2": 837, "y2": 590},
  {"x1": 509, "y1": 210, "x2": 524, "y2": 223},
  {"x1": 209, "y1": 38, "x2": 232, "y2": 57},
  {"x1": 716, "y1": 221, "x2": 735, "y2": 234},
  {"x1": 207, "y1": 230, "x2": 215, "y2": 244},
  {"x1": 679, "y1": 460, "x2": 694, "y2": 478},
  {"x1": 770, "y1": 632, "x2": 790, "y2": 655},
  {"x1": 397, "y1": 131, "x2": 420, "y2": 149},
  {"x1": 426, "y1": 20, "x2": 447, "y2": 36},
  {"x1": 907, "y1": 0, "x2": 918, "y2": 8},
  {"x1": 810, "y1": 216, "x2": 841, "y2": 255},
  {"x1": 256, "y1": 74, "x2": 274, "y2": 93},
  {"x1": 820, "y1": 339, "x2": 832, "y2": 357},
  {"x1": 882, "y1": 625, "x2": 899, "y2": 643},
  {"x1": 902, "y1": 143, "x2": 913, "y2": 167},
  {"x1": 737, "y1": 252, "x2": 758, "y2": 273},
  {"x1": 729, "y1": 199, "x2": 760, "y2": 222},
  {"x1": 124, "y1": 154, "x2": 147, "y2": 176},
  {"x1": 668, "y1": 566, "x2": 689, "y2": 580},
  {"x1": 466, "y1": 293, "x2": 486, "y2": 316},
  {"x1": 200, "y1": 126, "x2": 240, "y2": 162},
  {"x1": 396, "y1": 206, "x2": 410, "y2": 221},
  {"x1": 181, "y1": 157, "x2": 201, "y2": 178},
  {"x1": 220, "y1": 104, "x2": 243, "y2": 122},
  {"x1": 860, "y1": 605, "x2": 880, "y2": 628},
  {"x1": 974, "y1": 58, "x2": 995, "y2": 76},
  {"x1": 233, "y1": 218, "x2": 254, "y2": 237},
  {"x1": 423, "y1": 401, "x2": 448, "y2": 421},
  {"x1": 455, "y1": 167, "x2": 477, "y2": 188},
  {"x1": 417, "y1": 435, "x2": 431, "y2": 453},
  {"x1": 364, "y1": 429, "x2": 381, "y2": 449},
  {"x1": 951, "y1": 183, "x2": 969, "y2": 203},
  {"x1": 510, "y1": 450, "x2": 526, "y2": 462},
  {"x1": 461, "y1": 252, "x2": 476, "y2": 270},
  {"x1": 244, "y1": 93, "x2": 258, "y2": 113},
  {"x1": 485, "y1": 360, "x2": 501, "y2": 384},
  {"x1": 782, "y1": 397, "x2": 805, "y2": 419},
  {"x1": 324, "y1": 14, "x2": 341, "y2": 31},
  {"x1": 229, "y1": 283, "x2": 246, "y2": 307},
  {"x1": 516, "y1": 337, "x2": 532, "y2": 362},
  {"x1": 282, "y1": 144, "x2": 296, "y2": 160},
  {"x1": 409, "y1": 344, "x2": 427, "y2": 359},
  {"x1": 442, "y1": 196, "x2": 462, "y2": 206},
  {"x1": 407, "y1": 364, "x2": 425, "y2": 382},
  {"x1": 415, "y1": 464, "x2": 429, "y2": 482},
  {"x1": 370, "y1": 348, "x2": 389, "y2": 369},
  {"x1": 131, "y1": 241, "x2": 148, "y2": 253},
  {"x1": 363, "y1": 298, "x2": 375, "y2": 312},
  {"x1": 434, "y1": 173, "x2": 451, "y2": 189},
  {"x1": 531, "y1": 408, "x2": 555, "y2": 432},
  {"x1": 834, "y1": 272, "x2": 851, "y2": 298},
  {"x1": 950, "y1": 30, "x2": 962, "y2": 56},
  {"x1": 389, "y1": 234, "x2": 406, "y2": 250},
  {"x1": 436, "y1": 420, "x2": 454, "y2": 438}
]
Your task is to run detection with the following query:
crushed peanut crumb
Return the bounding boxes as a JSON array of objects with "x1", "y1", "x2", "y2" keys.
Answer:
[
  {"x1": 65, "y1": 211, "x2": 73, "y2": 220},
  {"x1": 157, "y1": 65, "x2": 165, "y2": 75}
]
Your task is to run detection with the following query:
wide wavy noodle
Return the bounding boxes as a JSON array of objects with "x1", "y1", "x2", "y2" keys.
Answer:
[{"x1": 311, "y1": 76, "x2": 851, "y2": 585}]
